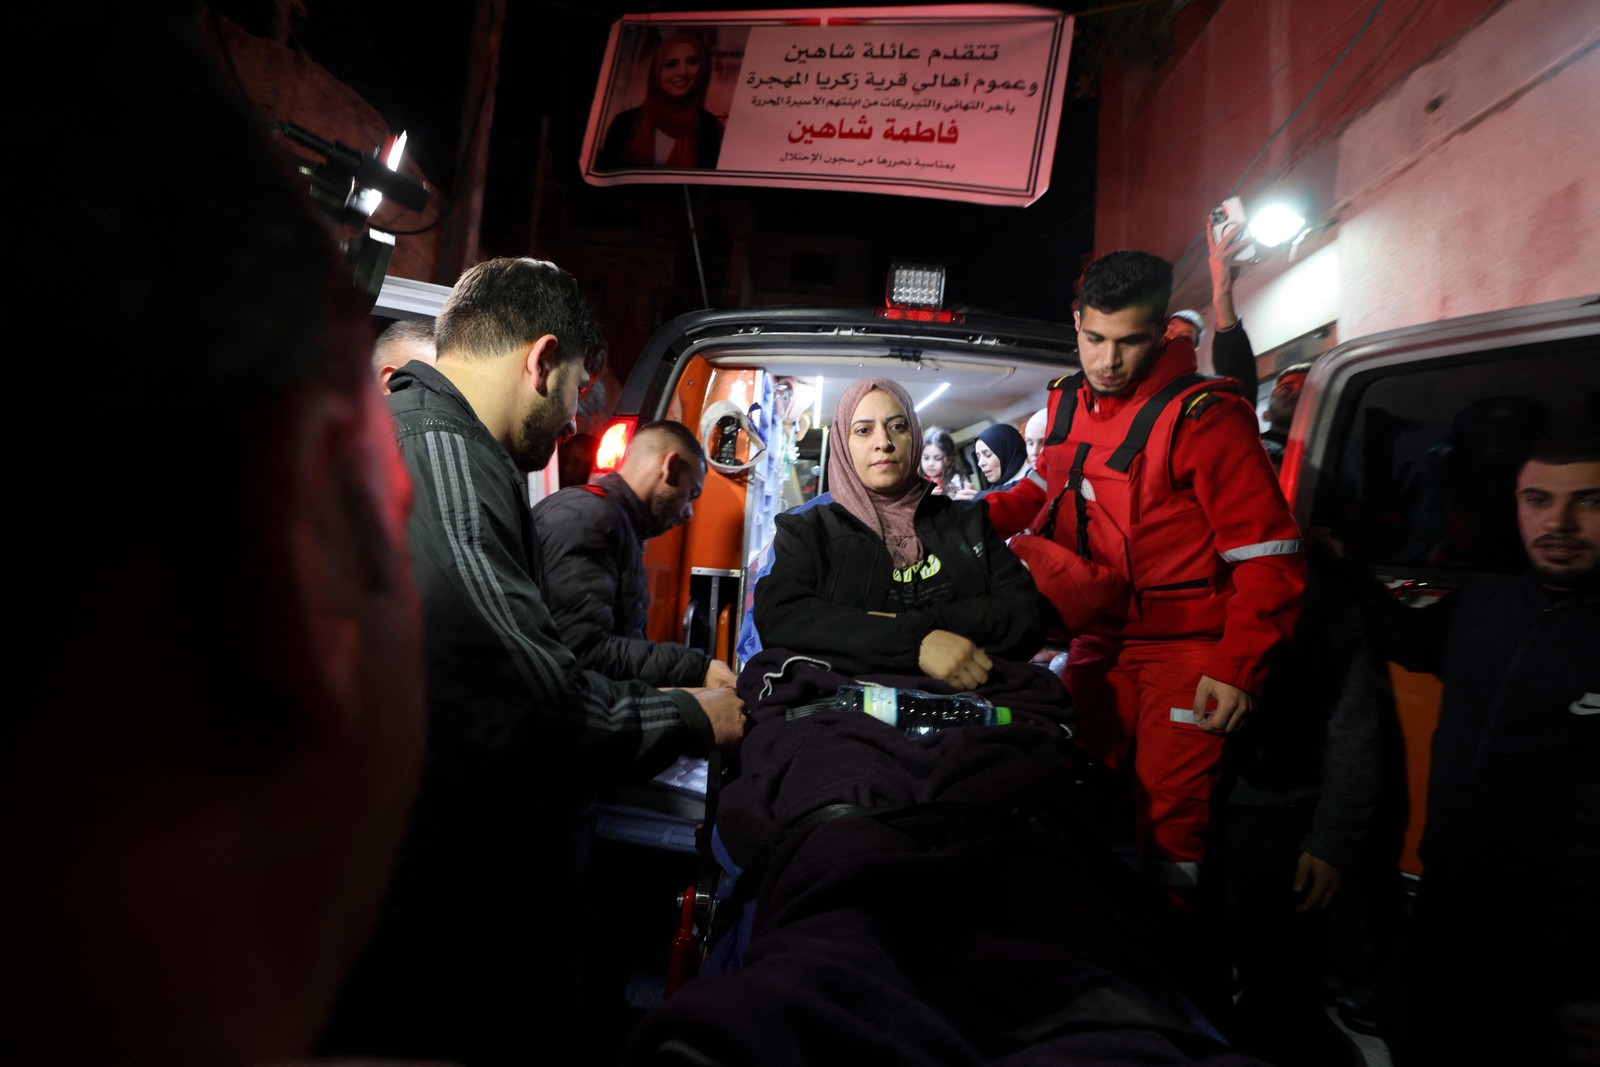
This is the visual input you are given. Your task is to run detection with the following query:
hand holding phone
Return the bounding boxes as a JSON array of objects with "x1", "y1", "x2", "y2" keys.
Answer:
[{"x1": 1209, "y1": 196, "x2": 1256, "y2": 261}]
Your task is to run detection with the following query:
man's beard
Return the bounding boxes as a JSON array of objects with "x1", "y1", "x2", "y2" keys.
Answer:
[
  {"x1": 1530, "y1": 553, "x2": 1600, "y2": 592},
  {"x1": 640, "y1": 485, "x2": 681, "y2": 539},
  {"x1": 510, "y1": 396, "x2": 570, "y2": 473}
]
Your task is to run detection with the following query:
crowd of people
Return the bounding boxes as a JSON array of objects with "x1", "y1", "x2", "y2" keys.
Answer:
[{"x1": 8, "y1": 5, "x2": 1595, "y2": 1067}]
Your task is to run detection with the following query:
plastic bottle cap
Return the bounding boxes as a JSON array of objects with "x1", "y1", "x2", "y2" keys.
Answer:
[{"x1": 995, "y1": 706, "x2": 1012, "y2": 725}]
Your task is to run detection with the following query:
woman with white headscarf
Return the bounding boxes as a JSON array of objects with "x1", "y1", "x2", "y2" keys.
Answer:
[{"x1": 754, "y1": 377, "x2": 1044, "y2": 686}]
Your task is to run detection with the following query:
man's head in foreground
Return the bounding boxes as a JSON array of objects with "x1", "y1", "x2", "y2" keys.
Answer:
[
  {"x1": 433, "y1": 257, "x2": 606, "y2": 473},
  {"x1": 1516, "y1": 426, "x2": 1600, "y2": 592},
  {"x1": 1075, "y1": 251, "x2": 1174, "y2": 397},
  {"x1": 374, "y1": 318, "x2": 437, "y2": 393},
  {"x1": 621, "y1": 421, "x2": 708, "y2": 536},
  {"x1": 5, "y1": 5, "x2": 426, "y2": 1063}
]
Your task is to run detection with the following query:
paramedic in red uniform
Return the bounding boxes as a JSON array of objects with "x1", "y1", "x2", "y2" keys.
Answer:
[{"x1": 985, "y1": 250, "x2": 1306, "y2": 890}]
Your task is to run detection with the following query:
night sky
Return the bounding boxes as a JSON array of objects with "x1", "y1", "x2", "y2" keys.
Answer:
[{"x1": 220, "y1": 0, "x2": 1113, "y2": 322}]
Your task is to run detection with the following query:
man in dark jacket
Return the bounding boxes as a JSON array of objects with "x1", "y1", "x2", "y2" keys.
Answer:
[
  {"x1": 532, "y1": 420, "x2": 736, "y2": 688},
  {"x1": 320, "y1": 257, "x2": 745, "y2": 1064},
  {"x1": 1207, "y1": 546, "x2": 1380, "y2": 1067},
  {"x1": 1340, "y1": 426, "x2": 1600, "y2": 1065}
]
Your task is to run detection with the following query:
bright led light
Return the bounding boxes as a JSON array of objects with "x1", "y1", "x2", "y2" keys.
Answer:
[
  {"x1": 353, "y1": 133, "x2": 411, "y2": 217},
  {"x1": 385, "y1": 131, "x2": 408, "y2": 170},
  {"x1": 914, "y1": 382, "x2": 950, "y2": 413},
  {"x1": 353, "y1": 187, "x2": 384, "y2": 217},
  {"x1": 887, "y1": 262, "x2": 946, "y2": 309},
  {"x1": 1248, "y1": 204, "x2": 1308, "y2": 248}
]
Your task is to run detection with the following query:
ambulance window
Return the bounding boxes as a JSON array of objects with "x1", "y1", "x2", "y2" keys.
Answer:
[{"x1": 1320, "y1": 339, "x2": 1598, "y2": 578}]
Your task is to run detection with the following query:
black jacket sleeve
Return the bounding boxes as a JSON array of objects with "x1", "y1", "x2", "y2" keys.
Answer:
[
  {"x1": 919, "y1": 504, "x2": 1046, "y2": 663},
  {"x1": 1302, "y1": 640, "x2": 1382, "y2": 872},
  {"x1": 1211, "y1": 319, "x2": 1258, "y2": 401},
  {"x1": 532, "y1": 489, "x2": 710, "y2": 688}
]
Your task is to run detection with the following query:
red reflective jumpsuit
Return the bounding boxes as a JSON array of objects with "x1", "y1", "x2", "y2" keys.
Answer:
[{"x1": 987, "y1": 336, "x2": 1305, "y2": 885}]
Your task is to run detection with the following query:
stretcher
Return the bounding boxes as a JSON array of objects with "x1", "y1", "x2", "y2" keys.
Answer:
[{"x1": 636, "y1": 648, "x2": 1268, "y2": 1066}]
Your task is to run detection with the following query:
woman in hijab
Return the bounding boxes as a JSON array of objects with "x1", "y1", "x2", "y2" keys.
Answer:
[
  {"x1": 955, "y1": 422, "x2": 1029, "y2": 501},
  {"x1": 597, "y1": 32, "x2": 724, "y2": 170},
  {"x1": 753, "y1": 377, "x2": 1043, "y2": 686}
]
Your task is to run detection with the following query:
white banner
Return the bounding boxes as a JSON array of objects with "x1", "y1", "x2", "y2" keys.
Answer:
[{"x1": 580, "y1": 5, "x2": 1073, "y2": 206}]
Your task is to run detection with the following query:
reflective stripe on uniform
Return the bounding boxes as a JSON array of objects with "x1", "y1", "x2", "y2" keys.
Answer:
[
  {"x1": 1218, "y1": 538, "x2": 1303, "y2": 563},
  {"x1": 1140, "y1": 856, "x2": 1200, "y2": 888},
  {"x1": 1025, "y1": 468, "x2": 1047, "y2": 491}
]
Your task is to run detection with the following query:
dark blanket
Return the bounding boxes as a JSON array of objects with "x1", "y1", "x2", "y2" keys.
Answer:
[
  {"x1": 716, "y1": 648, "x2": 1077, "y2": 871},
  {"x1": 629, "y1": 820, "x2": 1267, "y2": 1065},
  {"x1": 627, "y1": 650, "x2": 1265, "y2": 1065}
]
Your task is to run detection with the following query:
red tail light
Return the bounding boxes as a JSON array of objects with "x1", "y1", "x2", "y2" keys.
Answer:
[
  {"x1": 595, "y1": 417, "x2": 636, "y2": 473},
  {"x1": 876, "y1": 307, "x2": 962, "y2": 323}
]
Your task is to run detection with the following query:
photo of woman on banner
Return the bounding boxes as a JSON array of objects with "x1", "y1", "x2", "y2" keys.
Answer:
[{"x1": 597, "y1": 29, "x2": 725, "y2": 171}]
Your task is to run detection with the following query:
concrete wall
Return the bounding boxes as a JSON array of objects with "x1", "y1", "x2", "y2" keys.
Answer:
[
  {"x1": 1095, "y1": 0, "x2": 1501, "y2": 290},
  {"x1": 1331, "y1": 0, "x2": 1600, "y2": 338},
  {"x1": 1094, "y1": 0, "x2": 1600, "y2": 356}
]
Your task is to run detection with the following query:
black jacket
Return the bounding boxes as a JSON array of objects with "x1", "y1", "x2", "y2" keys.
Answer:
[
  {"x1": 1223, "y1": 555, "x2": 1380, "y2": 873},
  {"x1": 1210, "y1": 319, "x2": 1257, "y2": 399},
  {"x1": 530, "y1": 472, "x2": 710, "y2": 687},
  {"x1": 323, "y1": 363, "x2": 712, "y2": 1059},
  {"x1": 1349, "y1": 564, "x2": 1600, "y2": 875},
  {"x1": 754, "y1": 493, "x2": 1046, "y2": 676},
  {"x1": 385, "y1": 364, "x2": 708, "y2": 804}
]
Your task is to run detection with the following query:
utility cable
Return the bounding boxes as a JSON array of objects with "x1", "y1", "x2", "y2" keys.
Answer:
[{"x1": 683, "y1": 185, "x2": 712, "y2": 308}]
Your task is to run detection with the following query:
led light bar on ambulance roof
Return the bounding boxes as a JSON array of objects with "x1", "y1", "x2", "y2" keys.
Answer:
[{"x1": 886, "y1": 263, "x2": 946, "y2": 309}]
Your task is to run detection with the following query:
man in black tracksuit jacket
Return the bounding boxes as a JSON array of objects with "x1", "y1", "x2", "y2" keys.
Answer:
[
  {"x1": 1338, "y1": 427, "x2": 1600, "y2": 1065},
  {"x1": 319, "y1": 259, "x2": 743, "y2": 1065}
]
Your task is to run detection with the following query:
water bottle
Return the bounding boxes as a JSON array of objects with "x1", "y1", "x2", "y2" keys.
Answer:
[{"x1": 835, "y1": 682, "x2": 1011, "y2": 736}]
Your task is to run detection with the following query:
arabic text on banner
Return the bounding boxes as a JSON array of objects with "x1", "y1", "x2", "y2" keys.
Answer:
[{"x1": 580, "y1": 4, "x2": 1073, "y2": 207}]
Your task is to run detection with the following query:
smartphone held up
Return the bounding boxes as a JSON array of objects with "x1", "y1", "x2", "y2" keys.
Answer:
[{"x1": 1210, "y1": 196, "x2": 1257, "y2": 262}]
